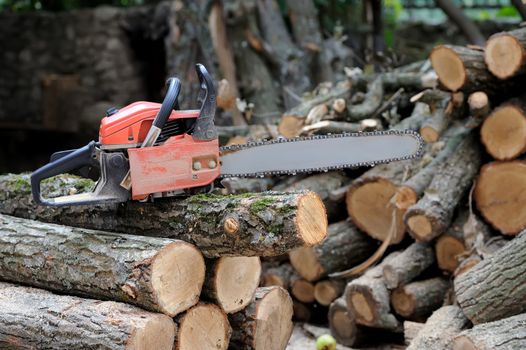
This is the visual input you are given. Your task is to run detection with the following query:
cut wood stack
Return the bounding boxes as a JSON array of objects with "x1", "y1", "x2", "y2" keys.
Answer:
[{"x1": 0, "y1": 176, "x2": 324, "y2": 349}]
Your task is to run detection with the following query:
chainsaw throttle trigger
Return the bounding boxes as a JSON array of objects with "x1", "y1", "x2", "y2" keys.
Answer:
[{"x1": 192, "y1": 63, "x2": 217, "y2": 141}]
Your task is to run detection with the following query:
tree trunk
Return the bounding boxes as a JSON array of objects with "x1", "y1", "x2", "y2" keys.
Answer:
[
  {"x1": 0, "y1": 174, "x2": 327, "y2": 257},
  {"x1": 394, "y1": 124, "x2": 471, "y2": 211},
  {"x1": 202, "y1": 257, "x2": 261, "y2": 314},
  {"x1": 452, "y1": 313, "x2": 526, "y2": 350},
  {"x1": 229, "y1": 286, "x2": 294, "y2": 350},
  {"x1": 314, "y1": 280, "x2": 345, "y2": 306},
  {"x1": 474, "y1": 161, "x2": 526, "y2": 235},
  {"x1": 434, "y1": 0, "x2": 485, "y2": 46},
  {"x1": 382, "y1": 242, "x2": 435, "y2": 290},
  {"x1": 406, "y1": 305, "x2": 468, "y2": 350},
  {"x1": 0, "y1": 214, "x2": 204, "y2": 317},
  {"x1": 454, "y1": 231, "x2": 526, "y2": 324},
  {"x1": 278, "y1": 81, "x2": 351, "y2": 137},
  {"x1": 405, "y1": 134, "x2": 481, "y2": 242},
  {"x1": 0, "y1": 282, "x2": 176, "y2": 350},
  {"x1": 289, "y1": 220, "x2": 376, "y2": 282},
  {"x1": 344, "y1": 252, "x2": 402, "y2": 331},
  {"x1": 480, "y1": 99, "x2": 526, "y2": 160},
  {"x1": 404, "y1": 321, "x2": 424, "y2": 346},
  {"x1": 345, "y1": 110, "x2": 430, "y2": 243},
  {"x1": 174, "y1": 303, "x2": 232, "y2": 350},
  {"x1": 430, "y1": 45, "x2": 499, "y2": 93},
  {"x1": 391, "y1": 277, "x2": 450, "y2": 321},
  {"x1": 485, "y1": 28, "x2": 526, "y2": 80},
  {"x1": 277, "y1": 171, "x2": 350, "y2": 221},
  {"x1": 328, "y1": 297, "x2": 361, "y2": 347}
]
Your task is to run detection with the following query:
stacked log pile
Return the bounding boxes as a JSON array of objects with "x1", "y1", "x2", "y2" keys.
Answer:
[
  {"x1": 0, "y1": 174, "x2": 331, "y2": 349},
  {"x1": 4, "y1": 26, "x2": 526, "y2": 350}
]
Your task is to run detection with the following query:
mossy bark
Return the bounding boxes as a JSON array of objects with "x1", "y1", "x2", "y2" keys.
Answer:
[
  {"x1": 0, "y1": 173, "x2": 326, "y2": 257},
  {"x1": 0, "y1": 214, "x2": 204, "y2": 316}
]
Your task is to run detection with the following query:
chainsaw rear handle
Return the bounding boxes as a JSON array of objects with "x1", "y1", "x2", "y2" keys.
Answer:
[
  {"x1": 192, "y1": 63, "x2": 217, "y2": 141},
  {"x1": 31, "y1": 141, "x2": 99, "y2": 206}
]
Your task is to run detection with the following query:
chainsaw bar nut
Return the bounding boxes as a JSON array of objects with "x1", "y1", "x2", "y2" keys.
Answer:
[
  {"x1": 193, "y1": 161, "x2": 202, "y2": 171},
  {"x1": 208, "y1": 160, "x2": 217, "y2": 169}
]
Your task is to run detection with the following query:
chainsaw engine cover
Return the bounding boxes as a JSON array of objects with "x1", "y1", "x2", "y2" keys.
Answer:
[{"x1": 99, "y1": 101, "x2": 199, "y2": 146}]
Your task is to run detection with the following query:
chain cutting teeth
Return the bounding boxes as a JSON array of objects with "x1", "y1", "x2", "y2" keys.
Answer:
[{"x1": 219, "y1": 129, "x2": 424, "y2": 178}]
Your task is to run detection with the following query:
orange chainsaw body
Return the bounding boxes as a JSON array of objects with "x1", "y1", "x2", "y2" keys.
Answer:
[{"x1": 99, "y1": 101, "x2": 220, "y2": 200}]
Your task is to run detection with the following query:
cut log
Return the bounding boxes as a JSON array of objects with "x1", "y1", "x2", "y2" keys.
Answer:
[
  {"x1": 291, "y1": 277, "x2": 315, "y2": 303},
  {"x1": 394, "y1": 124, "x2": 470, "y2": 211},
  {"x1": 277, "y1": 171, "x2": 349, "y2": 221},
  {"x1": 468, "y1": 91, "x2": 490, "y2": 118},
  {"x1": 278, "y1": 81, "x2": 351, "y2": 137},
  {"x1": 292, "y1": 300, "x2": 312, "y2": 322},
  {"x1": 405, "y1": 135, "x2": 481, "y2": 242},
  {"x1": 404, "y1": 321, "x2": 424, "y2": 346},
  {"x1": 314, "y1": 280, "x2": 345, "y2": 306},
  {"x1": 220, "y1": 177, "x2": 274, "y2": 194},
  {"x1": 0, "y1": 174, "x2": 327, "y2": 257},
  {"x1": 454, "y1": 231, "x2": 526, "y2": 324},
  {"x1": 344, "y1": 252, "x2": 402, "y2": 331},
  {"x1": 174, "y1": 303, "x2": 231, "y2": 350},
  {"x1": 328, "y1": 297, "x2": 360, "y2": 347},
  {"x1": 0, "y1": 214, "x2": 204, "y2": 317},
  {"x1": 391, "y1": 277, "x2": 450, "y2": 320},
  {"x1": 420, "y1": 107, "x2": 450, "y2": 143},
  {"x1": 430, "y1": 45, "x2": 498, "y2": 93},
  {"x1": 452, "y1": 313, "x2": 526, "y2": 350},
  {"x1": 300, "y1": 119, "x2": 381, "y2": 135},
  {"x1": 346, "y1": 77, "x2": 384, "y2": 122},
  {"x1": 261, "y1": 263, "x2": 297, "y2": 289},
  {"x1": 474, "y1": 161, "x2": 526, "y2": 235},
  {"x1": 485, "y1": 28, "x2": 526, "y2": 80},
  {"x1": 289, "y1": 220, "x2": 376, "y2": 282},
  {"x1": 406, "y1": 305, "x2": 468, "y2": 350},
  {"x1": 346, "y1": 110, "x2": 430, "y2": 243},
  {"x1": 480, "y1": 99, "x2": 526, "y2": 160},
  {"x1": 229, "y1": 286, "x2": 294, "y2": 350},
  {"x1": 0, "y1": 282, "x2": 176, "y2": 350},
  {"x1": 382, "y1": 242, "x2": 435, "y2": 290},
  {"x1": 435, "y1": 212, "x2": 467, "y2": 272},
  {"x1": 202, "y1": 257, "x2": 261, "y2": 314}
]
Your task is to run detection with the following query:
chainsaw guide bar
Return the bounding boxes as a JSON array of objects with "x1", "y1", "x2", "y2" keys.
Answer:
[{"x1": 219, "y1": 130, "x2": 424, "y2": 178}]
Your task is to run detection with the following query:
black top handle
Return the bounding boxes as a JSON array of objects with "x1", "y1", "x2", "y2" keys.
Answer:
[{"x1": 192, "y1": 63, "x2": 217, "y2": 141}]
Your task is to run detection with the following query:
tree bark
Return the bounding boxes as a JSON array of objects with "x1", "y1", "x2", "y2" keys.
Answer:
[
  {"x1": 313, "y1": 279, "x2": 345, "y2": 306},
  {"x1": 434, "y1": 0, "x2": 485, "y2": 46},
  {"x1": 0, "y1": 282, "x2": 176, "y2": 350},
  {"x1": 278, "y1": 81, "x2": 351, "y2": 137},
  {"x1": 405, "y1": 134, "x2": 481, "y2": 242},
  {"x1": 229, "y1": 286, "x2": 294, "y2": 350},
  {"x1": 404, "y1": 321, "x2": 424, "y2": 346},
  {"x1": 406, "y1": 305, "x2": 468, "y2": 350},
  {"x1": 485, "y1": 27, "x2": 526, "y2": 80},
  {"x1": 481, "y1": 99, "x2": 526, "y2": 160},
  {"x1": 346, "y1": 76, "x2": 384, "y2": 122},
  {"x1": 0, "y1": 214, "x2": 205, "y2": 317},
  {"x1": 474, "y1": 160, "x2": 526, "y2": 235},
  {"x1": 261, "y1": 262, "x2": 297, "y2": 290},
  {"x1": 0, "y1": 174, "x2": 327, "y2": 257},
  {"x1": 382, "y1": 242, "x2": 435, "y2": 290},
  {"x1": 391, "y1": 277, "x2": 450, "y2": 321},
  {"x1": 454, "y1": 231, "x2": 526, "y2": 324},
  {"x1": 174, "y1": 303, "x2": 232, "y2": 350},
  {"x1": 202, "y1": 257, "x2": 261, "y2": 314},
  {"x1": 345, "y1": 109, "x2": 430, "y2": 243},
  {"x1": 344, "y1": 252, "x2": 401, "y2": 331},
  {"x1": 289, "y1": 220, "x2": 377, "y2": 282},
  {"x1": 452, "y1": 313, "x2": 526, "y2": 350},
  {"x1": 430, "y1": 45, "x2": 499, "y2": 93}
]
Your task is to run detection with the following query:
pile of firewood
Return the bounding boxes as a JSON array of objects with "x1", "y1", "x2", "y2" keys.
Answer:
[
  {"x1": 0, "y1": 174, "x2": 332, "y2": 349},
  {"x1": 2, "y1": 27, "x2": 526, "y2": 350}
]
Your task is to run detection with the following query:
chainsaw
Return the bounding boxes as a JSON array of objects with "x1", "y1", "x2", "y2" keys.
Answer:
[{"x1": 31, "y1": 64, "x2": 423, "y2": 206}]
